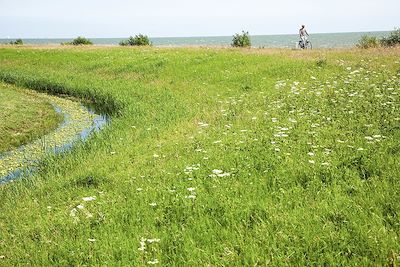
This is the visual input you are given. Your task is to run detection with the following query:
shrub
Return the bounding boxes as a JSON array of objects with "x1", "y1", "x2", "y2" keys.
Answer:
[
  {"x1": 380, "y1": 28, "x2": 400, "y2": 47},
  {"x1": 62, "y1": 36, "x2": 93, "y2": 45},
  {"x1": 119, "y1": 34, "x2": 151, "y2": 46},
  {"x1": 10, "y1": 39, "x2": 23, "y2": 45},
  {"x1": 232, "y1": 31, "x2": 251, "y2": 48},
  {"x1": 357, "y1": 35, "x2": 380, "y2": 49}
]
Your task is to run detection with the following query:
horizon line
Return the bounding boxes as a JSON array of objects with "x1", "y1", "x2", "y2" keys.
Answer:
[{"x1": 1, "y1": 29, "x2": 394, "y2": 40}]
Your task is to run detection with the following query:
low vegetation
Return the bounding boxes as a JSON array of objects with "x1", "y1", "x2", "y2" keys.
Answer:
[
  {"x1": 232, "y1": 31, "x2": 251, "y2": 47},
  {"x1": 0, "y1": 46, "x2": 399, "y2": 265},
  {"x1": 62, "y1": 36, "x2": 93, "y2": 45},
  {"x1": 119, "y1": 34, "x2": 151, "y2": 46}
]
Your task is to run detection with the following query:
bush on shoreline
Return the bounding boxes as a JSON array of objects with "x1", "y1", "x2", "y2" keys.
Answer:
[
  {"x1": 9, "y1": 39, "x2": 23, "y2": 45},
  {"x1": 119, "y1": 34, "x2": 151, "y2": 46},
  {"x1": 61, "y1": 36, "x2": 93, "y2": 45},
  {"x1": 232, "y1": 31, "x2": 251, "y2": 48},
  {"x1": 380, "y1": 28, "x2": 400, "y2": 47},
  {"x1": 357, "y1": 35, "x2": 380, "y2": 49},
  {"x1": 357, "y1": 28, "x2": 400, "y2": 49}
]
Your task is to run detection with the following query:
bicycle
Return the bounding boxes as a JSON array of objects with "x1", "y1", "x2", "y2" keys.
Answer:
[{"x1": 297, "y1": 39, "x2": 312, "y2": 49}]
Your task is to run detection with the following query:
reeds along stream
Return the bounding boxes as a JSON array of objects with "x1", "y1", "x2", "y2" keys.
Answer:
[{"x1": 0, "y1": 93, "x2": 109, "y2": 184}]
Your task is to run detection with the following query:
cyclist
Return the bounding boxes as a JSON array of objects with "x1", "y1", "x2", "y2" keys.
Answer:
[{"x1": 299, "y1": 25, "x2": 309, "y2": 48}]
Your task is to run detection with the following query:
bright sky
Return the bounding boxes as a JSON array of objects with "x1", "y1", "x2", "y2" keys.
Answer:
[{"x1": 0, "y1": 0, "x2": 398, "y2": 38}]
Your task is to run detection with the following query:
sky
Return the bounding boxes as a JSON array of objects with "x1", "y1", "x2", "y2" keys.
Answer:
[{"x1": 0, "y1": 0, "x2": 399, "y2": 38}]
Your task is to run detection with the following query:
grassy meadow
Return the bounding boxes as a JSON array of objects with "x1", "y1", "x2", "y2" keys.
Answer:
[{"x1": 0, "y1": 46, "x2": 399, "y2": 266}]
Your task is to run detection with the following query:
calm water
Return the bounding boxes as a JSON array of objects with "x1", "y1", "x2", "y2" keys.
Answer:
[
  {"x1": 0, "y1": 104, "x2": 108, "y2": 184},
  {"x1": 0, "y1": 31, "x2": 390, "y2": 48}
]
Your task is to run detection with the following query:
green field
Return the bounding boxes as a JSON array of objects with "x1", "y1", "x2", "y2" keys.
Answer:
[
  {"x1": 0, "y1": 46, "x2": 399, "y2": 266},
  {"x1": 0, "y1": 82, "x2": 62, "y2": 153}
]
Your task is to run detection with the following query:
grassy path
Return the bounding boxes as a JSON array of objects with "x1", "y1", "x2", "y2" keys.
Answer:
[
  {"x1": 0, "y1": 82, "x2": 62, "y2": 153},
  {"x1": 0, "y1": 47, "x2": 399, "y2": 265}
]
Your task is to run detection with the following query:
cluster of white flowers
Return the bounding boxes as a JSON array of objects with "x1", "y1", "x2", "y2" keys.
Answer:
[{"x1": 209, "y1": 169, "x2": 230, "y2": 178}]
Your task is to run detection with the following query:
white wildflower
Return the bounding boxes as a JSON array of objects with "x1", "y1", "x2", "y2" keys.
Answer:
[
  {"x1": 70, "y1": 208, "x2": 78, "y2": 217},
  {"x1": 147, "y1": 259, "x2": 159, "y2": 265},
  {"x1": 147, "y1": 238, "x2": 160, "y2": 243},
  {"x1": 82, "y1": 196, "x2": 96, "y2": 202},
  {"x1": 138, "y1": 237, "x2": 146, "y2": 251},
  {"x1": 198, "y1": 122, "x2": 209, "y2": 127},
  {"x1": 212, "y1": 169, "x2": 223, "y2": 175}
]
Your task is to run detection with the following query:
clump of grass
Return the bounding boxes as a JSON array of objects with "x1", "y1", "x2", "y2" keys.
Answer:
[
  {"x1": 232, "y1": 31, "x2": 251, "y2": 47},
  {"x1": 119, "y1": 34, "x2": 151, "y2": 46},
  {"x1": 316, "y1": 57, "x2": 327, "y2": 67},
  {"x1": 357, "y1": 35, "x2": 380, "y2": 49},
  {"x1": 62, "y1": 36, "x2": 93, "y2": 45},
  {"x1": 381, "y1": 28, "x2": 400, "y2": 47}
]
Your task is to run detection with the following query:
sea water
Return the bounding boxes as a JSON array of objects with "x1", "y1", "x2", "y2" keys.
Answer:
[{"x1": 0, "y1": 31, "x2": 390, "y2": 48}]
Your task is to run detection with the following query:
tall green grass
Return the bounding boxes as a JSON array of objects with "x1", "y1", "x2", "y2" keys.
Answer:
[{"x1": 0, "y1": 46, "x2": 399, "y2": 265}]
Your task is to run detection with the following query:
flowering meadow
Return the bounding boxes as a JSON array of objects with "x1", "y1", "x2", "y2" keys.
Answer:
[{"x1": 0, "y1": 46, "x2": 399, "y2": 265}]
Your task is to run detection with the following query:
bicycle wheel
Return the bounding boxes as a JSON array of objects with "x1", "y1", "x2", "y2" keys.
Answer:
[
  {"x1": 306, "y1": 41, "x2": 312, "y2": 49},
  {"x1": 298, "y1": 40, "x2": 304, "y2": 49}
]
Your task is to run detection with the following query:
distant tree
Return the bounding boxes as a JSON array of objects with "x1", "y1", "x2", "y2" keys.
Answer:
[
  {"x1": 62, "y1": 36, "x2": 93, "y2": 45},
  {"x1": 232, "y1": 31, "x2": 251, "y2": 48},
  {"x1": 10, "y1": 39, "x2": 23, "y2": 45},
  {"x1": 119, "y1": 34, "x2": 151, "y2": 46}
]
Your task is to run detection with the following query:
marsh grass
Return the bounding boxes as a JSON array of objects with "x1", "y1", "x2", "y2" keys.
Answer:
[{"x1": 0, "y1": 46, "x2": 399, "y2": 265}]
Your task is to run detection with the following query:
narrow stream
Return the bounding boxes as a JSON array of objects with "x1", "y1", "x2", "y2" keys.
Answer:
[{"x1": 0, "y1": 94, "x2": 109, "y2": 184}]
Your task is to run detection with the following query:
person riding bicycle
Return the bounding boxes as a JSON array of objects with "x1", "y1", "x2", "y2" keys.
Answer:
[{"x1": 299, "y1": 25, "x2": 309, "y2": 48}]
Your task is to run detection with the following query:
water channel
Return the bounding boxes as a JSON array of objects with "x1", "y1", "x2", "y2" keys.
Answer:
[{"x1": 0, "y1": 92, "x2": 109, "y2": 184}]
